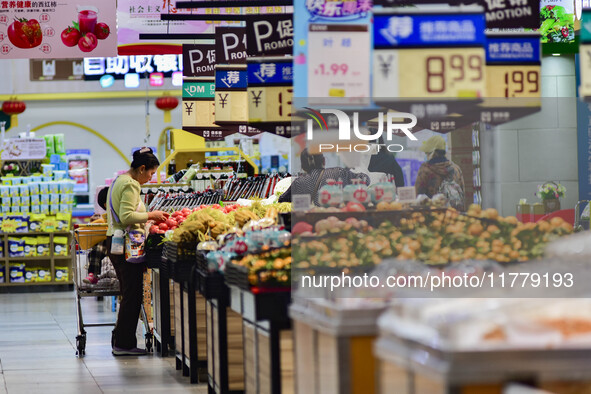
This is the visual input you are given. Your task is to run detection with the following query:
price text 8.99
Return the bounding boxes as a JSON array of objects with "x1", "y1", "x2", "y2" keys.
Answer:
[{"x1": 426, "y1": 54, "x2": 483, "y2": 93}]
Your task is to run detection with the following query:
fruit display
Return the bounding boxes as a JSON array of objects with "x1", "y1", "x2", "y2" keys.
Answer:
[
  {"x1": 229, "y1": 247, "x2": 292, "y2": 288},
  {"x1": 292, "y1": 205, "x2": 573, "y2": 268}
]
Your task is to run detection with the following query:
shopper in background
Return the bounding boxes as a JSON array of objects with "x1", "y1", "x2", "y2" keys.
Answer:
[
  {"x1": 368, "y1": 135, "x2": 405, "y2": 187},
  {"x1": 106, "y1": 147, "x2": 168, "y2": 356},
  {"x1": 415, "y1": 135, "x2": 466, "y2": 210},
  {"x1": 278, "y1": 148, "x2": 369, "y2": 205}
]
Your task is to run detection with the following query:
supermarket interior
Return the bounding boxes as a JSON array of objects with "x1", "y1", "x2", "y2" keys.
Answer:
[{"x1": 4, "y1": 0, "x2": 591, "y2": 394}]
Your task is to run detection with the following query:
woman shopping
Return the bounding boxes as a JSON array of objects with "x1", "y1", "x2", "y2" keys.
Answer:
[{"x1": 107, "y1": 147, "x2": 168, "y2": 356}]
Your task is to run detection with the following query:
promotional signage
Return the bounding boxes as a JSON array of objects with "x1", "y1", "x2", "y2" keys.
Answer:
[
  {"x1": 215, "y1": 65, "x2": 248, "y2": 124},
  {"x1": 482, "y1": 0, "x2": 540, "y2": 29},
  {"x1": 307, "y1": 24, "x2": 371, "y2": 100},
  {"x1": 248, "y1": 59, "x2": 294, "y2": 136},
  {"x1": 0, "y1": 138, "x2": 46, "y2": 160},
  {"x1": 485, "y1": 34, "x2": 541, "y2": 98},
  {"x1": 183, "y1": 82, "x2": 215, "y2": 99},
  {"x1": 580, "y1": 10, "x2": 591, "y2": 97},
  {"x1": 373, "y1": 11, "x2": 487, "y2": 99},
  {"x1": 246, "y1": 14, "x2": 294, "y2": 57},
  {"x1": 304, "y1": 0, "x2": 372, "y2": 20},
  {"x1": 0, "y1": 0, "x2": 117, "y2": 59},
  {"x1": 83, "y1": 55, "x2": 183, "y2": 80},
  {"x1": 182, "y1": 44, "x2": 215, "y2": 78},
  {"x1": 116, "y1": 0, "x2": 242, "y2": 55},
  {"x1": 540, "y1": 0, "x2": 575, "y2": 44},
  {"x1": 30, "y1": 58, "x2": 84, "y2": 81},
  {"x1": 215, "y1": 27, "x2": 248, "y2": 64}
]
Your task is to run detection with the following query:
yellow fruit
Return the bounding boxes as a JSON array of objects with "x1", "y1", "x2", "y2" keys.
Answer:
[
  {"x1": 377, "y1": 201, "x2": 390, "y2": 211},
  {"x1": 389, "y1": 202, "x2": 403, "y2": 210},
  {"x1": 468, "y1": 223, "x2": 484, "y2": 236}
]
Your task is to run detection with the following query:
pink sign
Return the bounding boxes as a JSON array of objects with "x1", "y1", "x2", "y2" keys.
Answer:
[{"x1": 0, "y1": 0, "x2": 116, "y2": 59}]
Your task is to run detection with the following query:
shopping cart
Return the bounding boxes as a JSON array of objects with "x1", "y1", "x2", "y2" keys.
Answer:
[{"x1": 72, "y1": 225, "x2": 153, "y2": 356}]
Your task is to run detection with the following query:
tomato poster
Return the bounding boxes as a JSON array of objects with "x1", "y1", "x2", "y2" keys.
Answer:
[{"x1": 0, "y1": 0, "x2": 116, "y2": 59}]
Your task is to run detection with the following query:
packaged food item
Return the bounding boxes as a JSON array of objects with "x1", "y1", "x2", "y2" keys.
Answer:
[
  {"x1": 40, "y1": 204, "x2": 50, "y2": 215},
  {"x1": 49, "y1": 183, "x2": 59, "y2": 194},
  {"x1": 11, "y1": 177, "x2": 22, "y2": 185},
  {"x1": 0, "y1": 266, "x2": 4, "y2": 283},
  {"x1": 28, "y1": 214, "x2": 45, "y2": 232},
  {"x1": 54, "y1": 134, "x2": 65, "y2": 154},
  {"x1": 24, "y1": 237, "x2": 37, "y2": 257},
  {"x1": 11, "y1": 196, "x2": 20, "y2": 206},
  {"x1": 37, "y1": 267, "x2": 50, "y2": 282},
  {"x1": 20, "y1": 176, "x2": 30, "y2": 184},
  {"x1": 1, "y1": 176, "x2": 12, "y2": 186},
  {"x1": 1, "y1": 197, "x2": 10, "y2": 206},
  {"x1": 10, "y1": 206, "x2": 19, "y2": 214},
  {"x1": 40, "y1": 194, "x2": 50, "y2": 204},
  {"x1": 29, "y1": 182, "x2": 40, "y2": 196},
  {"x1": 41, "y1": 216, "x2": 56, "y2": 232},
  {"x1": 30, "y1": 195, "x2": 40, "y2": 205},
  {"x1": 60, "y1": 193, "x2": 72, "y2": 204},
  {"x1": 0, "y1": 242, "x2": 3, "y2": 258},
  {"x1": 0, "y1": 185, "x2": 9, "y2": 197},
  {"x1": 30, "y1": 205, "x2": 40, "y2": 214},
  {"x1": 9, "y1": 263, "x2": 25, "y2": 283},
  {"x1": 59, "y1": 204, "x2": 71, "y2": 214},
  {"x1": 25, "y1": 267, "x2": 37, "y2": 283},
  {"x1": 56, "y1": 213, "x2": 71, "y2": 231},
  {"x1": 54, "y1": 267, "x2": 68, "y2": 282},
  {"x1": 44, "y1": 135, "x2": 55, "y2": 157},
  {"x1": 36, "y1": 237, "x2": 50, "y2": 256},
  {"x1": 19, "y1": 206, "x2": 29, "y2": 214},
  {"x1": 16, "y1": 215, "x2": 28, "y2": 232},
  {"x1": 9, "y1": 185, "x2": 19, "y2": 197},
  {"x1": 50, "y1": 204, "x2": 59, "y2": 215},
  {"x1": 20, "y1": 196, "x2": 30, "y2": 206},
  {"x1": 39, "y1": 182, "x2": 49, "y2": 195},
  {"x1": 18, "y1": 184, "x2": 29, "y2": 197},
  {"x1": 53, "y1": 236, "x2": 68, "y2": 256},
  {"x1": 318, "y1": 179, "x2": 343, "y2": 207},
  {"x1": 8, "y1": 237, "x2": 25, "y2": 257}
]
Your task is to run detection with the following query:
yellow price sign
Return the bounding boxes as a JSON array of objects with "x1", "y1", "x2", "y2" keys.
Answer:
[
  {"x1": 248, "y1": 86, "x2": 293, "y2": 123},
  {"x1": 486, "y1": 65, "x2": 540, "y2": 98},
  {"x1": 215, "y1": 91, "x2": 248, "y2": 123},
  {"x1": 182, "y1": 100, "x2": 216, "y2": 128},
  {"x1": 374, "y1": 47, "x2": 485, "y2": 98}
]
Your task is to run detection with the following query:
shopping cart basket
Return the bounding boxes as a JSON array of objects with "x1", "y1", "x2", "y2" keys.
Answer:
[{"x1": 73, "y1": 225, "x2": 153, "y2": 356}]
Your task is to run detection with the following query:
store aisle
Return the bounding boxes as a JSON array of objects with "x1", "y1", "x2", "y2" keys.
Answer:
[{"x1": 0, "y1": 292, "x2": 206, "y2": 394}]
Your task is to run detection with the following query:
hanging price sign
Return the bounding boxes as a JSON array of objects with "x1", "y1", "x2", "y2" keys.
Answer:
[
  {"x1": 182, "y1": 79, "x2": 230, "y2": 139},
  {"x1": 214, "y1": 65, "x2": 248, "y2": 124},
  {"x1": 373, "y1": 11, "x2": 486, "y2": 99},
  {"x1": 485, "y1": 34, "x2": 541, "y2": 98},
  {"x1": 581, "y1": 45, "x2": 591, "y2": 98},
  {"x1": 307, "y1": 24, "x2": 371, "y2": 102},
  {"x1": 247, "y1": 58, "x2": 294, "y2": 137}
]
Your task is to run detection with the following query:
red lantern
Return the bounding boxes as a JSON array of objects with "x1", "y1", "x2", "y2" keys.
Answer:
[
  {"x1": 155, "y1": 96, "x2": 179, "y2": 123},
  {"x1": 2, "y1": 99, "x2": 26, "y2": 128}
]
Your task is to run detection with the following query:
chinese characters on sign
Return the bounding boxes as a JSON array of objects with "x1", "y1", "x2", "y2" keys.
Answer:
[
  {"x1": 215, "y1": 27, "x2": 247, "y2": 64},
  {"x1": 305, "y1": 0, "x2": 372, "y2": 20},
  {"x1": 183, "y1": 44, "x2": 215, "y2": 77},
  {"x1": 246, "y1": 14, "x2": 294, "y2": 57},
  {"x1": 482, "y1": 0, "x2": 540, "y2": 29},
  {"x1": 83, "y1": 54, "x2": 183, "y2": 80}
]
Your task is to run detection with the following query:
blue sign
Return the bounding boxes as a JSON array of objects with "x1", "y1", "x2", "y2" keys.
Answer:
[
  {"x1": 215, "y1": 69, "x2": 248, "y2": 89},
  {"x1": 576, "y1": 55, "x2": 591, "y2": 203},
  {"x1": 247, "y1": 61, "x2": 294, "y2": 86},
  {"x1": 305, "y1": 0, "x2": 372, "y2": 21},
  {"x1": 374, "y1": 13, "x2": 486, "y2": 48},
  {"x1": 486, "y1": 36, "x2": 541, "y2": 64}
]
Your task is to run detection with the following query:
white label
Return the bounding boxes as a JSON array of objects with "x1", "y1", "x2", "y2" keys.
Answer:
[
  {"x1": 292, "y1": 194, "x2": 311, "y2": 212},
  {"x1": 397, "y1": 186, "x2": 417, "y2": 202},
  {"x1": 373, "y1": 49, "x2": 399, "y2": 98}
]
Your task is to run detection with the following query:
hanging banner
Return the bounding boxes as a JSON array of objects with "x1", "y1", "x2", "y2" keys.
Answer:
[
  {"x1": 215, "y1": 27, "x2": 248, "y2": 64},
  {"x1": 540, "y1": 0, "x2": 575, "y2": 44},
  {"x1": 248, "y1": 58, "x2": 294, "y2": 136},
  {"x1": 246, "y1": 14, "x2": 294, "y2": 57},
  {"x1": 482, "y1": 0, "x2": 540, "y2": 28},
  {"x1": 0, "y1": 1, "x2": 116, "y2": 59},
  {"x1": 182, "y1": 44, "x2": 215, "y2": 78}
]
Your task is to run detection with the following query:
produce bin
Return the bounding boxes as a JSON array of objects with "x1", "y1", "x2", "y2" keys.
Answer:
[
  {"x1": 196, "y1": 269, "x2": 245, "y2": 394},
  {"x1": 152, "y1": 259, "x2": 174, "y2": 357},
  {"x1": 228, "y1": 284, "x2": 293, "y2": 394},
  {"x1": 289, "y1": 297, "x2": 387, "y2": 394}
]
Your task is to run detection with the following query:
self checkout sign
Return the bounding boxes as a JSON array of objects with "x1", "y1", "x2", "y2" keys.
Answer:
[
  {"x1": 485, "y1": 33, "x2": 541, "y2": 98},
  {"x1": 215, "y1": 27, "x2": 248, "y2": 64},
  {"x1": 373, "y1": 10, "x2": 487, "y2": 98},
  {"x1": 247, "y1": 58, "x2": 293, "y2": 136}
]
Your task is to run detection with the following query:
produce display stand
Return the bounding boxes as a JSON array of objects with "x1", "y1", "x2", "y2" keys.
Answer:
[
  {"x1": 165, "y1": 242, "x2": 207, "y2": 384},
  {"x1": 374, "y1": 330, "x2": 591, "y2": 394},
  {"x1": 227, "y1": 284, "x2": 293, "y2": 394},
  {"x1": 194, "y1": 260, "x2": 245, "y2": 394},
  {"x1": 151, "y1": 254, "x2": 175, "y2": 357},
  {"x1": 289, "y1": 297, "x2": 388, "y2": 394}
]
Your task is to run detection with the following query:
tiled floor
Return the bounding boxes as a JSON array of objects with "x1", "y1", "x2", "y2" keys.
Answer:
[{"x1": 0, "y1": 291, "x2": 207, "y2": 393}]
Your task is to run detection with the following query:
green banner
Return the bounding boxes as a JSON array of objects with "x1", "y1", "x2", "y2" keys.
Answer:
[{"x1": 183, "y1": 82, "x2": 215, "y2": 99}]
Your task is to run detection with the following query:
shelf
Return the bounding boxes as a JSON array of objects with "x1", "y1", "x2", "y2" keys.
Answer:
[
  {"x1": 1, "y1": 231, "x2": 71, "y2": 236},
  {"x1": 0, "y1": 281, "x2": 73, "y2": 286},
  {"x1": 7, "y1": 257, "x2": 52, "y2": 261}
]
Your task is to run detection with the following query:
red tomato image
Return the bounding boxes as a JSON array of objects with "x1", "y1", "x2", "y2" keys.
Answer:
[
  {"x1": 8, "y1": 18, "x2": 42, "y2": 49},
  {"x1": 93, "y1": 22, "x2": 110, "y2": 40},
  {"x1": 78, "y1": 32, "x2": 97, "y2": 52},
  {"x1": 61, "y1": 26, "x2": 81, "y2": 47}
]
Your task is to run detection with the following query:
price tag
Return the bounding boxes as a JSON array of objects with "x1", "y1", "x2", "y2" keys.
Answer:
[
  {"x1": 373, "y1": 47, "x2": 485, "y2": 98},
  {"x1": 248, "y1": 86, "x2": 293, "y2": 122},
  {"x1": 581, "y1": 44, "x2": 591, "y2": 98},
  {"x1": 486, "y1": 65, "x2": 541, "y2": 98},
  {"x1": 183, "y1": 100, "x2": 216, "y2": 128},
  {"x1": 292, "y1": 194, "x2": 311, "y2": 212},
  {"x1": 215, "y1": 91, "x2": 248, "y2": 123},
  {"x1": 307, "y1": 24, "x2": 371, "y2": 99},
  {"x1": 397, "y1": 186, "x2": 416, "y2": 202}
]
